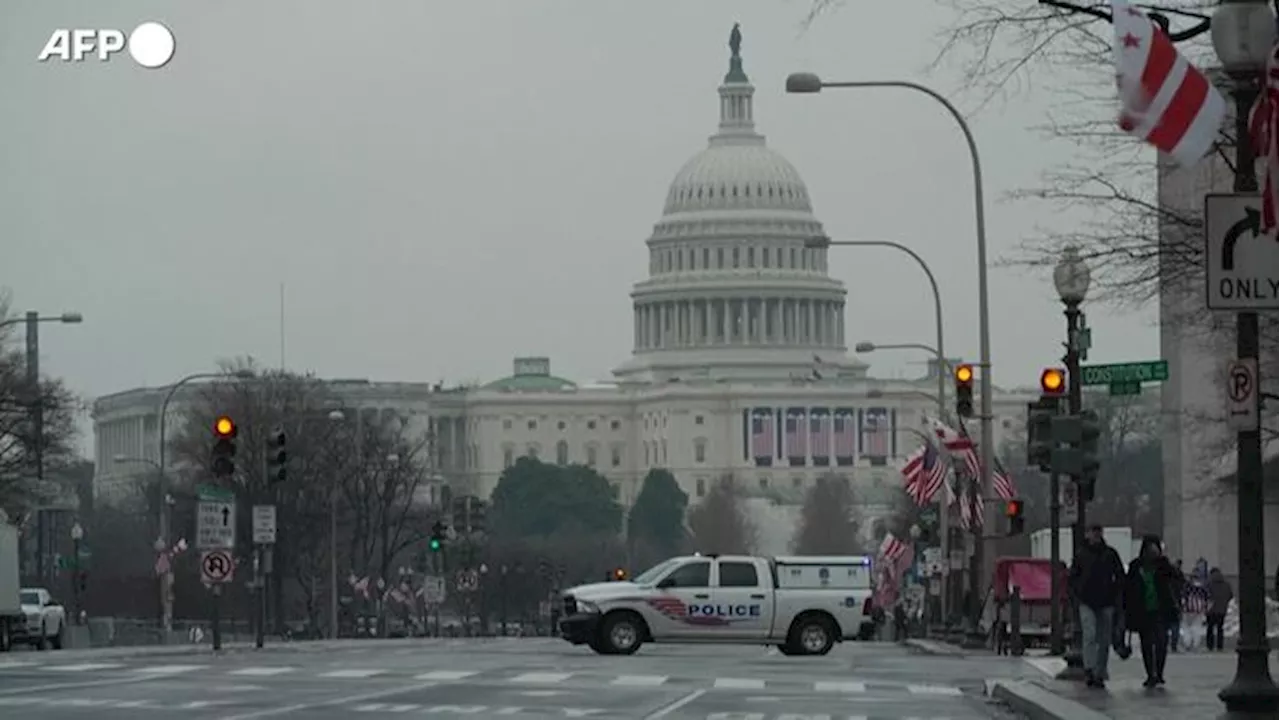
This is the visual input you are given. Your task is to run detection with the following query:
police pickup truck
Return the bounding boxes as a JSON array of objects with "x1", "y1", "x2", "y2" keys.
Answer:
[{"x1": 559, "y1": 554, "x2": 876, "y2": 656}]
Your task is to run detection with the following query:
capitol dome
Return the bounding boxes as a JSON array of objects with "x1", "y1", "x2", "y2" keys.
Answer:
[{"x1": 614, "y1": 26, "x2": 865, "y2": 384}]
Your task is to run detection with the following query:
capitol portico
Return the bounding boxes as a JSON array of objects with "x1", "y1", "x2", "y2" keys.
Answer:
[{"x1": 92, "y1": 32, "x2": 1038, "y2": 516}]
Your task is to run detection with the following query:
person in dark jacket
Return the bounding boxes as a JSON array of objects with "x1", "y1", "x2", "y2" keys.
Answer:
[
  {"x1": 1124, "y1": 535, "x2": 1181, "y2": 687},
  {"x1": 1069, "y1": 525, "x2": 1126, "y2": 688},
  {"x1": 1205, "y1": 568, "x2": 1234, "y2": 651}
]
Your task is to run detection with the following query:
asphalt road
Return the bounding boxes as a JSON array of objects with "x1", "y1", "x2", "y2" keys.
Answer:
[{"x1": 0, "y1": 638, "x2": 1030, "y2": 719}]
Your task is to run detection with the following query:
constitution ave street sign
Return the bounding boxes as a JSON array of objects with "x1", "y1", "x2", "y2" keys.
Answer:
[
  {"x1": 197, "y1": 500, "x2": 236, "y2": 550},
  {"x1": 1080, "y1": 360, "x2": 1169, "y2": 387},
  {"x1": 1204, "y1": 194, "x2": 1279, "y2": 311}
]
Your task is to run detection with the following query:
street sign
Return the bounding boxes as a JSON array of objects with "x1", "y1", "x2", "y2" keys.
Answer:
[
  {"x1": 198, "y1": 485, "x2": 235, "y2": 502},
  {"x1": 197, "y1": 500, "x2": 236, "y2": 550},
  {"x1": 1109, "y1": 381, "x2": 1142, "y2": 396},
  {"x1": 1080, "y1": 360, "x2": 1168, "y2": 387},
  {"x1": 423, "y1": 576, "x2": 445, "y2": 604},
  {"x1": 1205, "y1": 194, "x2": 1278, "y2": 311},
  {"x1": 200, "y1": 549, "x2": 234, "y2": 584},
  {"x1": 252, "y1": 505, "x2": 277, "y2": 545},
  {"x1": 1225, "y1": 358, "x2": 1260, "y2": 431},
  {"x1": 456, "y1": 570, "x2": 479, "y2": 592}
]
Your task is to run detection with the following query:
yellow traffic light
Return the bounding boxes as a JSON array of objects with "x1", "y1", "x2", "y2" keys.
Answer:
[
  {"x1": 954, "y1": 364, "x2": 974, "y2": 384},
  {"x1": 1040, "y1": 368, "x2": 1066, "y2": 395},
  {"x1": 214, "y1": 415, "x2": 236, "y2": 437},
  {"x1": 612, "y1": 567, "x2": 627, "y2": 581}
]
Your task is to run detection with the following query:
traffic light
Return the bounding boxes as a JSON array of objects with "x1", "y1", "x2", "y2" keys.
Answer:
[
  {"x1": 428, "y1": 520, "x2": 445, "y2": 552},
  {"x1": 77, "y1": 571, "x2": 88, "y2": 594},
  {"x1": 267, "y1": 426, "x2": 287, "y2": 484},
  {"x1": 611, "y1": 567, "x2": 628, "y2": 582},
  {"x1": 1039, "y1": 368, "x2": 1066, "y2": 396},
  {"x1": 954, "y1": 364, "x2": 975, "y2": 418},
  {"x1": 1004, "y1": 499, "x2": 1025, "y2": 536},
  {"x1": 1078, "y1": 409, "x2": 1102, "y2": 501},
  {"x1": 211, "y1": 415, "x2": 237, "y2": 477}
]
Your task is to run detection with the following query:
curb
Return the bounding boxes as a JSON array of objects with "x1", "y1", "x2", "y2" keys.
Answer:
[
  {"x1": 1022, "y1": 655, "x2": 1072, "y2": 679},
  {"x1": 903, "y1": 638, "x2": 966, "y2": 656},
  {"x1": 984, "y1": 679, "x2": 1112, "y2": 720},
  {"x1": 26, "y1": 636, "x2": 558, "y2": 660}
]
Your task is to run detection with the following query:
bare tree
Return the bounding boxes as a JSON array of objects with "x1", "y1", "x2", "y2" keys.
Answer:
[
  {"x1": 792, "y1": 475, "x2": 864, "y2": 554},
  {"x1": 688, "y1": 478, "x2": 757, "y2": 555}
]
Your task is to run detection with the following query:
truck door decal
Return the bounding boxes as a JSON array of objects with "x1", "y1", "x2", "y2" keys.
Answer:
[{"x1": 645, "y1": 596, "x2": 761, "y2": 626}]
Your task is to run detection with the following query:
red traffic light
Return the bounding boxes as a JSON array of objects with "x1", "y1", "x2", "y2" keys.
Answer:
[
  {"x1": 1004, "y1": 499, "x2": 1024, "y2": 518},
  {"x1": 1040, "y1": 368, "x2": 1066, "y2": 395},
  {"x1": 954, "y1": 364, "x2": 974, "y2": 385},
  {"x1": 214, "y1": 415, "x2": 237, "y2": 438}
]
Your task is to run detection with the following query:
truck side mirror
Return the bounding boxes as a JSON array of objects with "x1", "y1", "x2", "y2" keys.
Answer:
[{"x1": 656, "y1": 577, "x2": 676, "y2": 589}]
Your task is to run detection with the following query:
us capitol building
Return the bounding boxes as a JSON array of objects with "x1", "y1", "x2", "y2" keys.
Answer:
[{"x1": 92, "y1": 34, "x2": 1035, "y2": 515}]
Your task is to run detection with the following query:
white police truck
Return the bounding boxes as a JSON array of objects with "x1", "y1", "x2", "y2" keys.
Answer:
[{"x1": 559, "y1": 554, "x2": 877, "y2": 656}]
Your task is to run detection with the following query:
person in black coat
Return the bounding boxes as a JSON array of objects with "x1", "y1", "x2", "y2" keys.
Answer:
[
  {"x1": 1124, "y1": 535, "x2": 1181, "y2": 687},
  {"x1": 1069, "y1": 525, "x2": 1126, "y2": 688}
]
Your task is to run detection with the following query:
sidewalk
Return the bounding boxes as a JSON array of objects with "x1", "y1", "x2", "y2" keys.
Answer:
[{"x1": 1017, "y1": 649, "x2": 1279, "y2": 719}]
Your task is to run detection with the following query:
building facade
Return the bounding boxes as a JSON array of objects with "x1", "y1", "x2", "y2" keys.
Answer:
[{"x1": 92, "y1": 38, "x2": 1038, "y2": 522}]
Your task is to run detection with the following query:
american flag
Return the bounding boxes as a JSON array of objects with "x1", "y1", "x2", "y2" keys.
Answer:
[
  {"x1": 809, "y1": 411, "x2": 830, "y2": 461},
  {"x1": 862, "y1": 407, "x2": 890, "y2": 459},
  {"x1": 991, "y1": 455, "x2": 1016, "y2": 502},
  {"x1": 956, "y1": 482, "x2": 984, "y2": 530},
  {"x1": 1182, "y1": 584, "x2": 1210, "y2": 615},
  {"x1": 1112, "y1": 0, "x2": 1226, "y2": 167},
  {"x1": 751, "y1": 411, "x2": 774, "y2": 460},
  {"x1": 879, "y1": 532, "x2": 909, "y2": 565},
  {"x1": 900, "y1": 442, "x2": 947, "y2": 505},
  {"x1": 785, "y1": 410, "x2": 807, "y2": 459},
  {"x1": 833, "y1": 410, "x2": 856, "y2": 460},
  {"x1": 1249, "y1": 43, "x2": 1278, "y2": 235},
  {"x1": 935, "y1": 417, "x2": 1017, "y2": 501}
]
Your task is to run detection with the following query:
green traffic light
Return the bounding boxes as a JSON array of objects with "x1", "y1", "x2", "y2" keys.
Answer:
[{"x1": 429, "y1": 538, "x2": 441, "y2": 552}]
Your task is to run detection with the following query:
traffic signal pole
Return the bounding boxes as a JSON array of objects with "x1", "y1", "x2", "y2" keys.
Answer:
[{"x1": 1063, "y1": 300, "x2": 1085, "y2": 672}]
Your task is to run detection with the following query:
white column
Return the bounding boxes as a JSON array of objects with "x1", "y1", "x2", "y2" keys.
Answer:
[
  {"x1": 837, "y1": 302, "x2": 845, "y2": 346},
  {"x1": 807, "y1": 300, "x2": 816, "y2": 345},
  {"x1": 721, "y1": 298, "x2": 731, "y2": 344}
]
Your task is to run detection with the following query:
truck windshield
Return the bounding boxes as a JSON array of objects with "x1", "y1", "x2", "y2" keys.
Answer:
[
  {"x1": 20, "y1": 591, "x2": 40, "y2": 605},
  {"x1": 632, "y1": 559, "x2": 680, "y2": 585}
]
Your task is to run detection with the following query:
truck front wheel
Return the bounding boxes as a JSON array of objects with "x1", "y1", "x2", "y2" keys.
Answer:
[
  {"x1": 789, "y1": 614, "x2": 836, "y2": 656},
  {"x1": 597, "y1": 612, "x2": 644, "y2": 655}
]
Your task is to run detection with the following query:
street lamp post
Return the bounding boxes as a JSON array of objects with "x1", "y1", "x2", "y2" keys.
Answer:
[
  {"x1": 1053, "y1": 245, "x2": 1091, "y2": 669},
  {"x1": 809, "y1": 236, "x2": 955, "y2": 624},
  {"x1": 856, "y1": 340, "x2": 953, "y2": 625},
  {"x1": 1210, "y1": 0, "x2": 1279, "y2": 711},
  {"x1": 327, "y1": 409, "x2": 346, "y2": 640},
  {"x1": 2, "y1": 311, "x2": 82, "y2": 586},
  {"x1": 153, "y1": 369, "x2": 253, "y2": 636},
  {"x1": 789, "y1": 75, "x2": 996, "y2": 614},
  {"x1": 70, "y1": 522, "x2": 84, "y2": 625}
]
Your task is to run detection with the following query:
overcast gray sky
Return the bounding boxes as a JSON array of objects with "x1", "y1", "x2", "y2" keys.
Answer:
[{"x1": 3, "y1": 1, "x2": 1158, "y2": 431}]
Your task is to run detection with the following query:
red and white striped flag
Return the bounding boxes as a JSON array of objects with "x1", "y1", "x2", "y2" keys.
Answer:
[
  {"x1": 879, "y1": 532, "x2": 909, "y2": 565},
  {"x1": 900, "y1": 441, "x2": 948, "y2": 505},
  {"x1": 809, "y1": 412, "x2": 830, "y2": 460},
  {"x1": 785, "y1": 411, "x2": 807, "y2": 459},
  {"x1": 862, "y1": 407, "x2": 890, "y2": 459},
  {"x1": 751, "y1": 411, "x2": 774, "y2": 459},
  {"x1": 1249, "y1": 43, "x2": 1278, "y2": 235},
  {"x1": 1112, "y1": 0, "x2": 1226, "y2": 167},
  {"x1": 833, "y1": 410, "x2": 856, "y2": 460},
  {"x1": 936, "y1": 417, "x2": 1017, "y2": 500}
]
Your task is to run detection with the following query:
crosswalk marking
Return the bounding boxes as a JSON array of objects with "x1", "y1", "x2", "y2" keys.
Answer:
[
  {"x1": 229, "y1": 667, "x2": 295, "y2": 676},
  {"x1": 43, "y1": 663, "x2": 124, "y2": 672},
  {"x1": 713, "y1": 677, "x2": 766, "y2": 689},
  {"x1": 414, "y1": 670, "x2": 479, "y2": 681},
  {"x1": 610, "y1": 674, "x2": 668, "y2": 686},
  {"x1": 907, "y1": 684, "x2": 964, "y2": 696},
  {"x1": 319, "y1": 669, "x2": 385, "y2": 678},
  {"x1": 134, "y1": 664, "x2": 207, "y2": 675},
  {"x1": 510, "y1": 672, "x2": 572, "y2": 683},
  {"x1": 813, "y1": 680, "x2": 867, "y2": 693}
]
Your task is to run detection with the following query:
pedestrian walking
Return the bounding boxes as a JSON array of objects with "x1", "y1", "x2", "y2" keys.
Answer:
[
  {"x1": 1168, "y1": 558, "x2": 1186, "y2": 651},
  {"x1": 1069, "y1": 524, "x2": 1126, "y2": 688},
  {"x1": 1124, "y1": 535, "x2": 1181, "y2": 687},
  {"x1": 1205, "y1": 568, "x2": 1234, "y2": 651}
]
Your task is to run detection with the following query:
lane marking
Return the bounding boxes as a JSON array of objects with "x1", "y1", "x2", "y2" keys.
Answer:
[
  {"x1": 414, "y1": 670, "x2": 478, "y2": 681},
  {"x1": 134, "y1": 664, "x2": 208, "y2": 675},
  {"x1": 215, "y1": 681, "x2": 437, "y2": 720},
  {"x1": 0, "y1": 661, "x2": 40, "y2": 669},
  {"x1": 228, "y1": 667, "x2": 295, "y2": 676},
  {"x1": 0, "y1": 674, "x2": 156, "y2": 696},
  {"x1": 814, "y1": 680, "x2": 867, "y2": 693},
  {"x1": 510, "y1": 671, "x2": 572, "y2": 683},
  {"x1": 42, "y1": 663, "x2": 125, "y2": 672},
  {"x1": 643, "y1": 689, "x2": 706, "y2": 719},
  {"x1": 612, "y1": 674, "x2": 668, "y2": 686},
  {"x1": 713, "y1": 677, "x2": 766, "y2": 689},
  {"x1": 907, "y1": 684, "x2": 964, "y2": 696},
  {"x1": 318, "y1": 668, "x2": 385, "y2": 678}
]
